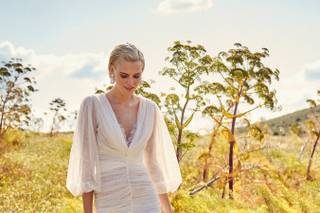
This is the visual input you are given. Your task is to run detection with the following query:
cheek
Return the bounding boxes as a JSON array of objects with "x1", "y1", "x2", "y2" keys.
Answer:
[
  {"x1": 134, "y1": 77, "x2": 142, "y2": 85},
  {"x1": 116, "y1": 76, "x2": 126, "y2": 83}
]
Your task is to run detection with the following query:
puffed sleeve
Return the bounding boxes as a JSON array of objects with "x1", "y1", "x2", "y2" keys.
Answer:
[
  {"x1": 66, "y1": 95, "x2": 102, "y2": 197},
  {"x1": 143, "y1": 102, "x2": 183, "y2": 194}
]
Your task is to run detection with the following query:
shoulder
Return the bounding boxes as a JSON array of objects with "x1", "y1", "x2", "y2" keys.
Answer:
[
  {"x1": 79, "y1": 94, "x2": 100, "y2": 108},
  {"x1": 138, "y1": 96, "x2": 163, "y2": 121},
  {"x1": 138, "y1": 95, "x2": 159, "y2": 111}
]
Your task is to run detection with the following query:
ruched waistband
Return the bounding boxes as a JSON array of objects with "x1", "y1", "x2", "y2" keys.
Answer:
[{"x1": 98, "y1": 148, "x2": 143, "y2": 164}]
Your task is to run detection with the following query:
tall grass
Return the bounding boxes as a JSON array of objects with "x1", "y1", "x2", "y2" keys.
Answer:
[{"x1": 0, "y1": 130, "x2": 319, "y2": 212}]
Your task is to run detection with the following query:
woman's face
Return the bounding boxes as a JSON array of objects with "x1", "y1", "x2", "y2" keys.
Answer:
[{"x1": 111, "y1": 60, "x2": 143, "y2": 94}]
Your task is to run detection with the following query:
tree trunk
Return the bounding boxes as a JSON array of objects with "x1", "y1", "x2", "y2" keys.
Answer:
[
  {"x1": 298, "y1": 139, "x2": 309, "y2": 160},
  {"x1": 221, "y1": 177, "x2": 227, "y2": 199},
  {"x1": 176, "y1": 88, "x2": 190, "y2": 163},
  {"x1": 176, "y1": 128, "x2": 183, "y2": 162},
  {"x1": 306, "y1": 133, "x2": 320, "y2": 180},
  {"x1": 202, "y1": 161, "x2": 209, "y2": 182},
  {"x1": 0, "y1": 96, "x2": 9, "y2": 136},
  {"x1": 202, "y1": 131, "x2": 216, "y2": 181},
  {"x1": 228, "y1": 84, "x2": 243, "y2": 199},
  {"x1": 228, "y1": 139, "x2": 235, "y2": 199},
  {"x1": 228, "y1": 103, "x2": 238, "y2": 199},
  {"x1": 50, "y1": 113, "x2": 57, "y2": 137}
]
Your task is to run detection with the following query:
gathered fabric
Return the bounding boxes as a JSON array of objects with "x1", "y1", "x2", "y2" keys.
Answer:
[{"x1": 66, "y1": 93, "x2": 182, "y2": 213}]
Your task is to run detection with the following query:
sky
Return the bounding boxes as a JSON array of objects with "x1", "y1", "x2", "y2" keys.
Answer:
[{"x1": 0, "y1": 0, "x2": 319, "y2": 133}]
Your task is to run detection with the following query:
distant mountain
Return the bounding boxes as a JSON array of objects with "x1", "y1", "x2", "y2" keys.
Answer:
[
  {"x1": 262, "y1": 105, "x2": 320, "y2": 135},
  {"x1": 235, "y1": 105, "x2": 320, "y2": 136}
]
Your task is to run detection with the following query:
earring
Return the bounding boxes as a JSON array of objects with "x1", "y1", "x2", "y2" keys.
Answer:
[{"x1": 110, "y1": 73, "x2": 115, "y2": 84}]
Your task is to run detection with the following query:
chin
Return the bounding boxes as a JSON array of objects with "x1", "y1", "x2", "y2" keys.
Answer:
[{"x1": 123, "y1": 87, "x2": 135, "y2": 93}]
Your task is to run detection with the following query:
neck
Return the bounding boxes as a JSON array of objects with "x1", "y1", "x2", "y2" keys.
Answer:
[{"x1": 107, "y1": 86, "x2": 135, "y2": 104}]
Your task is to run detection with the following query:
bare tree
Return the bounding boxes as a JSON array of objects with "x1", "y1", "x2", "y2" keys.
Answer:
[{"x1": 48, "y1": 98, "x2": 67, "y2": 136}]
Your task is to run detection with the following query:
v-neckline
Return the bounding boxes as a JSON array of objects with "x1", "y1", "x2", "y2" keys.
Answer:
[{"x1": 103, "y1": 93, "x2": 142, "y2": 149}]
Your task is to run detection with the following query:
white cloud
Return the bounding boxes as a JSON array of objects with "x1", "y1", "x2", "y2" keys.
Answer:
[
  {"x1": 0, "y1": 41, "x2": 109, "y2": 132},
  {"x1": 268, "y1": 60, "x2": 320, "y2": 117},
  {"x1": 304, "y1": 60, "x2": 320, "y2": 80},
  {"x1": 0, "y1": 41, "x2": 36, "y2": 62},
  {"x1": 157, "y1": 0, "x2": 213, "y2": 15}
]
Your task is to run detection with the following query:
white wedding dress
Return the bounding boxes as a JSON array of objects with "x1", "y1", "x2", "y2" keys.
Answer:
[{"x1": 66, "y1": 93, "x2": 182, "y2": 212}]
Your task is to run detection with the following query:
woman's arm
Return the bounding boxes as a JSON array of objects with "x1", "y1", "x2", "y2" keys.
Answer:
[
  {"x1": 159, "y1": 193, "x2": 173, "y2": 213},
  {"x1": 83, "y1": 191, "x2": 94, "y2": 213}
]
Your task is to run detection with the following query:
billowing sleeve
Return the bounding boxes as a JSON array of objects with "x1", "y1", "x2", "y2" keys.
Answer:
[
  {"x1": 66, "y1": 95, "x2": 102, "y2": 197},
  {"x1": 143, "y1": 102, "x2": 183, "y2": 194}
]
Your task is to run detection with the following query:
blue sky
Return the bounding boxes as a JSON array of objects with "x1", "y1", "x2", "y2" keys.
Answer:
[{"x1": 0, "y1": 0, "x2": 319, "y2": 132}]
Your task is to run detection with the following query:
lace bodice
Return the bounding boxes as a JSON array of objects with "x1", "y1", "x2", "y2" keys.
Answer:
[{"x1": 119, "y1": 123, "x2": 137, "y2": 147}]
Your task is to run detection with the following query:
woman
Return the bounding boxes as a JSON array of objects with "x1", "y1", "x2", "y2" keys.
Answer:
[{"x1": 66, "y1": 43, "x2": 182, "y2": 213}]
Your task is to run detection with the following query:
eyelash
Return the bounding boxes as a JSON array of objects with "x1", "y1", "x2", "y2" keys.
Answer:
[{"x1": 120, "y1": 75, "x2": 141, "y2": 79}]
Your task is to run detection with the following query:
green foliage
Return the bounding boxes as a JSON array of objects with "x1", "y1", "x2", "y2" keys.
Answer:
[
  {"x1": 307, "y1": 99, "x2": 317, "y2": 108},
  {"x1": 200, "y1": 43, "x2": 280, "y2": 198},
  {"x1": 1, "y1": 128, "x2": 27, "y2": 146},
  {"x1": 248, "y1": 125, "x2": 264, "y2": 142},
  {"x1": 160, "y1": 41, "x2": 212, "y2": 86},
  {"x1": 257, "y1": 185, "x2": 295, "y2": 213},
  {"x1": 290, "y1": 123, "x2": 303, "y2": 137},
  {"x1": 134, "y1": 80, "x2": 161, "y2": 106},
  {"x1": 159, "y1": 40, "x2": 210, "y2": 162},
  {"x1": 0, "y1": 58, "x2": 38, "y2": 137},
  {"x1": 267, "y1": 149, "x2": 306, "y2": 180},
  {"x1": 202, "y1": 105, "x2": 220, "y2": 116},
  {"x1": 171, "y1": 189, "x2": 216, "y2": 213},
  {"x1": 210, "y1": 43, "x2": 280, "y2": 113}
]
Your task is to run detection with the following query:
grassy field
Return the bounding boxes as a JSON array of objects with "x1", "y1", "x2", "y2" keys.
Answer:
[
  {"x1": 0, "y1": 129, "x2": 320, "y2": 212},
  {"x1": 0, "y1": 130, "x2": 82, "y2": 212}
]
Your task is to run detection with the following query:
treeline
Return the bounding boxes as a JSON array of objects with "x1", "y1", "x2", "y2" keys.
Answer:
[{"x1": 0, "y1": 58, "x2": 77, "y2": 137}]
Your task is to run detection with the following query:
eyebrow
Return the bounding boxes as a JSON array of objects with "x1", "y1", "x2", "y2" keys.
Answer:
[{"x1": 119, "y1": 72, "x2": 142, "y2": 75}]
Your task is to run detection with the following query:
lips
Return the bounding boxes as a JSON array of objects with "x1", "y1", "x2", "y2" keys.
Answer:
[{"x1": 124, "y1": 87, "x2": 134, "y2": 91}]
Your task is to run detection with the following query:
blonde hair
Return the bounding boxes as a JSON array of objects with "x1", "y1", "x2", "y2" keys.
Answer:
[{"x1": 108, "y1": 43, "x2": 145, "y2": 74}]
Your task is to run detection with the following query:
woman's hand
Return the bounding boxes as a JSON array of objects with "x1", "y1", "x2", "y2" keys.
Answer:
[
  {"x1": 83, "y1": 191, "x2": 94, "y2": 213},
  {"x1": 159, "y1": 193, "x2": 173, "y2": 213}
]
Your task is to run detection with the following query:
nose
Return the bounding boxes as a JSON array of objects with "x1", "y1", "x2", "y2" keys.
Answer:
[{"x1": 127, "y1": 77, "x2": 137, "y2": 87}]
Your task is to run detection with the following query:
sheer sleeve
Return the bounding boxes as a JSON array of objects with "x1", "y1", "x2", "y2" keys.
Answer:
[
  {"x1": 66, "y1": 95, "x2": 101, "y2": 197},
  {"x1": 143, "y1": 102, "x2": 183, "y2": 194}
]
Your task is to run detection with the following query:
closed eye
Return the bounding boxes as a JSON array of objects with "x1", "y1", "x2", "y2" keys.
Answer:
[
  {"x1": 133, "y1": 74, "x2": 141, "y2": 79},
  {"x1": 119, "y1": 72, "x2": 141, "y2": 79},
  {"x1": 120, "y1": 73, "x2": 129, "y2": 78}
]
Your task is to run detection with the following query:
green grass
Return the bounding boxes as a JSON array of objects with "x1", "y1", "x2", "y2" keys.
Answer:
[
  {"x1": 1, "y1": 129, "x2": 320, "y2": 212},
  {"x1": 0, "y1": 130, "x2": 82, "y2": 212}
]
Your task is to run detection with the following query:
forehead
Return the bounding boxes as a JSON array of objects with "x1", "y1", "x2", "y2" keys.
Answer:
[{"x1": 116, "y1": 60, "x2": 143, "y2": 73}]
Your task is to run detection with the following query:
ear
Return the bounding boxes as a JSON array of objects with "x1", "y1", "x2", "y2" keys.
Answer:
[
  {"x1": 111, "y1": 63, "x2": 119, "y2": 73},
  {"x1": 109, "y1": 64, "x2": 115, "y2": 75}
]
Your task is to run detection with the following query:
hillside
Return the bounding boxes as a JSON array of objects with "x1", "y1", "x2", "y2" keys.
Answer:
[
  {"x1": 235, "y1": 105, "x2": 320, "y2": 136},
  {"x1": 264, "y1": 105, "x2": 320, "y2": 135}
]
